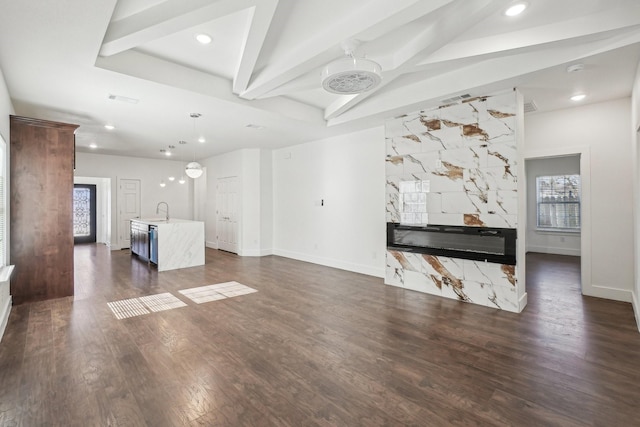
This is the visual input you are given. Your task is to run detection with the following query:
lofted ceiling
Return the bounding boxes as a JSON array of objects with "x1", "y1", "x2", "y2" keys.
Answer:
[{"x1": 0, "y1": 0, "x2": 639, "y2": 160}]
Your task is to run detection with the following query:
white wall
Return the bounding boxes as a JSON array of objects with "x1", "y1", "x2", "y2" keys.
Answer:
[
  {"x1": 525, "y1": 98, "x2": 634, "y2": 302},
  {"x1": 525, "y1": 155, "x2": 581, "y2": 256},
  {"x1": 0, "y1": 69, "x2": 12, "y2": 141},
  {"x1": 200, "y1": 148, "x2": 270, "y2": 255},
  {"x1": 631, "y1": 61, "x2": 640, "y2": 330},
  {"x1": 260, "y1": 149, "x2": 273, "y2": 256},
  {"x1": 241, "y1": 149, "x2": 262, "y2": 256},
  {"x1": 74, "y1": 152, "x2": 193, "y2": 249},
  {"x1": 273, "y1": 126, "x2": 386, "y2": 277},
  {"x1": 0, "y1": 67, "x2": 14, "y2": 342}
]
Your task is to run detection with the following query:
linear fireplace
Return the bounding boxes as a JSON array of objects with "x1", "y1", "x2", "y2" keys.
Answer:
[{"x1": 387, "y1": 223, "x2": 516, "y2": 265}]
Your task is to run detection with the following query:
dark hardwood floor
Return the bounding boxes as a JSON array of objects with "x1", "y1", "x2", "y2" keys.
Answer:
[{"x1": 1, "y1": 247, "x2": 639, "y2": 426}]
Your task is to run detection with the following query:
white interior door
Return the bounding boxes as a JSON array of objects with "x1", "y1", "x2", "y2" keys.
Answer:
[
  {"x1": 217, "y1": 176, "x2": 238, "y2": 253},
  {"x1": 118, "y1": 179, "x2": 140, "y2": 249}
]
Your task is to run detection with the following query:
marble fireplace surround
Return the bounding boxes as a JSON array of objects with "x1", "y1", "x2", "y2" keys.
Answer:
[{"x1": 384, "y1": 90, "x2": 521, "y2": 312}]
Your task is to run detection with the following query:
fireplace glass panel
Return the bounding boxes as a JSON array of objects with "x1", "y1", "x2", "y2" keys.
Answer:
[{"x1": 393, "y1": 229, "x2": 504, "y2": 255}]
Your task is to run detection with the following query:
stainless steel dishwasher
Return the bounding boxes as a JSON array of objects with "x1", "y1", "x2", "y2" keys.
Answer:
[{"x1": 149, "y1": 225, "x2": 158, "y2": 264}]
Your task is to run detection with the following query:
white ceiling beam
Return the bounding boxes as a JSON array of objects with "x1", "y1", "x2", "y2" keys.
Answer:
[
  {"x1": 99, "y1": 0, "x2": 256, "y2": 57},
  {"x1": 326, "y1": 30, "x2": 640, "y2": 127},
  {"x1": 421, "y1": 3, "x2": 640, "y2": 65},
  {"x1": 238, "y1": 0, "x2": 455, "y2": 101},
  {"x1": 95, "y1": 50, "x2": 326, "y2": 125},
  {"x1": 323, "y1": 0, "x2": 512, "y2": 120},
  {"x1": 232, "y1": 0, "x2": 279, "y2": 95}
]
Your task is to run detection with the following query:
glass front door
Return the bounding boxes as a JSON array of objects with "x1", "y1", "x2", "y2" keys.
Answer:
[{"x1": 73, "y1": 184, "x2": 97, "y2": 244}]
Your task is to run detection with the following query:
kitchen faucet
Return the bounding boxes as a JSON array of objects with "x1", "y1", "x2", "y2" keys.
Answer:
[{"x1": 156, "y1": 201, "x2": 169, "y2": 221}]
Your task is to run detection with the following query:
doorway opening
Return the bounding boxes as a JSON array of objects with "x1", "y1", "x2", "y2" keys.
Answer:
[
  {"x1": 73, "y1": 176, "x2": 112, "y2": 247},
  {"x1": 524, "y1": 150, "x2": 590, "y2": 302},
  {"x1": 73, "y1": 184, "x2": 97, "y2": 244}
]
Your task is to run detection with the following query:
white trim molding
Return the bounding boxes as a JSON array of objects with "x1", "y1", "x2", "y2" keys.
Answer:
[
  {"x1": 525, "y1": 246, "x2": 581, "y2": 257},
  {"x1": 585, "y1": 284, "x2": 633, "y2": 303},
  {"x1": 523, "y1": 145, "x2": 592, "y2": 299},
  {"x1": 0, "y1": 265, "x2": 15, "y2": 343}
]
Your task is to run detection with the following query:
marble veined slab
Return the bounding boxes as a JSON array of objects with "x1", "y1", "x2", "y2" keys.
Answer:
[
  {"x1": 384, "y1": 91, "x2": 520, "y2": 312},
  {"x1": 156, "y1": 220, "x2": 205, "y2": 272},
  {"x1": 385, "y1": 250, "x2": 519, "y2": 312}
]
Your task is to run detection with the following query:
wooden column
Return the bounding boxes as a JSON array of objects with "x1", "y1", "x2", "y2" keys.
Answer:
[{"x1": 9, "y1": 115, "x2": 78, "y2": 304}]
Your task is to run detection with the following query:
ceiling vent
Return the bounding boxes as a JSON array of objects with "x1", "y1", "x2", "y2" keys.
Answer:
[
  {"x1": 524, "y1": 100, "x2": 538, "y2": 113},
  {"x1": 321, "y1": 40, "x2": 382, "y2": 94},
  {"x1": 441, "y1": 93, "x2": 472, "y2": 104}
]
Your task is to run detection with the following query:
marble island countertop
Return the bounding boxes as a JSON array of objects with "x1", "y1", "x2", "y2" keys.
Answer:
[
  {"x1": 132, "y1": 218, "x2": 202, "y2": 226},
  {"x1": 130, "y1": 218, "x2": 204, "y2": 271}
]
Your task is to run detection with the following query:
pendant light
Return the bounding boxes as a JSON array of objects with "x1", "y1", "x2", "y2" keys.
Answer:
[
  {"x1": 185, "y1": 113, "x2": 203, "y2": 179},
  {"x1": 178, "y1": 140, "x2": 187, "y2": 184}
]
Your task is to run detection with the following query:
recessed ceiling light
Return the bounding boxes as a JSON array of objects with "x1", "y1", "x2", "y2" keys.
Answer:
[
  {"x1": 196, "y1": 33, "x2": 212, "y2": 44},
  {"x1": 160, "y1": 181, "x2": 166, "y2": 188},
  {"x1": 566, "y1": 63, "x2": 585, "y2": 73},
  {"x1": 198, "y1": 136, "x2": 206, "y2": 143},
  {"x1": 505, "y1": 2, "x2": 527, "y2": 16},
  {"x1": 570, "y1": 94, "x2": 586, "y2": 102},
  {"x1": 104, "y1": 124, "x2": 115, "y2": 130},
  {"x1": 89, "y1": 143, "x2": 97, "y2": 149},
  {"x1": 168, "y1": 176, "x2": 175, "y2": 181}
]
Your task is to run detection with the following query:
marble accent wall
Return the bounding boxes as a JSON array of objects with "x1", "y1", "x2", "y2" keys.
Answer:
[{"x1": 384, "y1": 91, "x2": 520, "y2": 312}]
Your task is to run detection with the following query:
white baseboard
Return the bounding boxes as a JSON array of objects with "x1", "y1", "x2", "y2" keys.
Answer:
[
  {"x1": 584, "y1": 284, "x2": 634, "y2": 303},
  {"x1": 632, "y1": 291, "x2": 640, "y2": 333},
  {"x1": 272, "y1": 249, "x2": 385, "y2": 278},
  {"x1": 0, "y1": 295, "x2": 11, "y2": 343},
  {"x1": 526, "y1": 246, "x2": 581, "y2": 256},
  {"x1": 205, "y1": 240, "x2": 218, "y2": 249},
  {"x1": 518, "y1": 292, "x2": 528, "y2": 313},
  {"x1": 239, "y1": 248, "x2": 273, "y2": 257}
]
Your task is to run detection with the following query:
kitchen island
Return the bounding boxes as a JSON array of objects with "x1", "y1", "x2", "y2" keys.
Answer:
[{"x1": 130, "y1": 218, "x2": 205, "y2": 272}]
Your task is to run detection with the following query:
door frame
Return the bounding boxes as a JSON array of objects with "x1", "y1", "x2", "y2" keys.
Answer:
[
  {"x1": 216, "y1": 176, "x2": 239, "y2": 254},
  {"x1": 522, "y1": 145, "x2": 592, "y2": 298},
  {"x1": 73, "y1": 176, "x2": 111, "y2": 245},
  {"x1": 117, "y1": 178, "x2": 141, "y2": 249}
]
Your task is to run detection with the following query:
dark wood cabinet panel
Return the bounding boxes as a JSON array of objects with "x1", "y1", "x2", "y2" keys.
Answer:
[{"x1": 9, "y1": 115, "x2": 78, "y2": 305}]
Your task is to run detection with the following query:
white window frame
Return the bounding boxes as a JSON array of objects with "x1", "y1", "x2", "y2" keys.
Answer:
[{"x1": 536, "y1": 174, "x2": 581, "y2": 232}]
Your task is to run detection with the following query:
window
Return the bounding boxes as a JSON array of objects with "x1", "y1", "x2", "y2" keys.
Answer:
[{"x1": 536, "y1": 174, "x2": 580, "y2": 230}]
